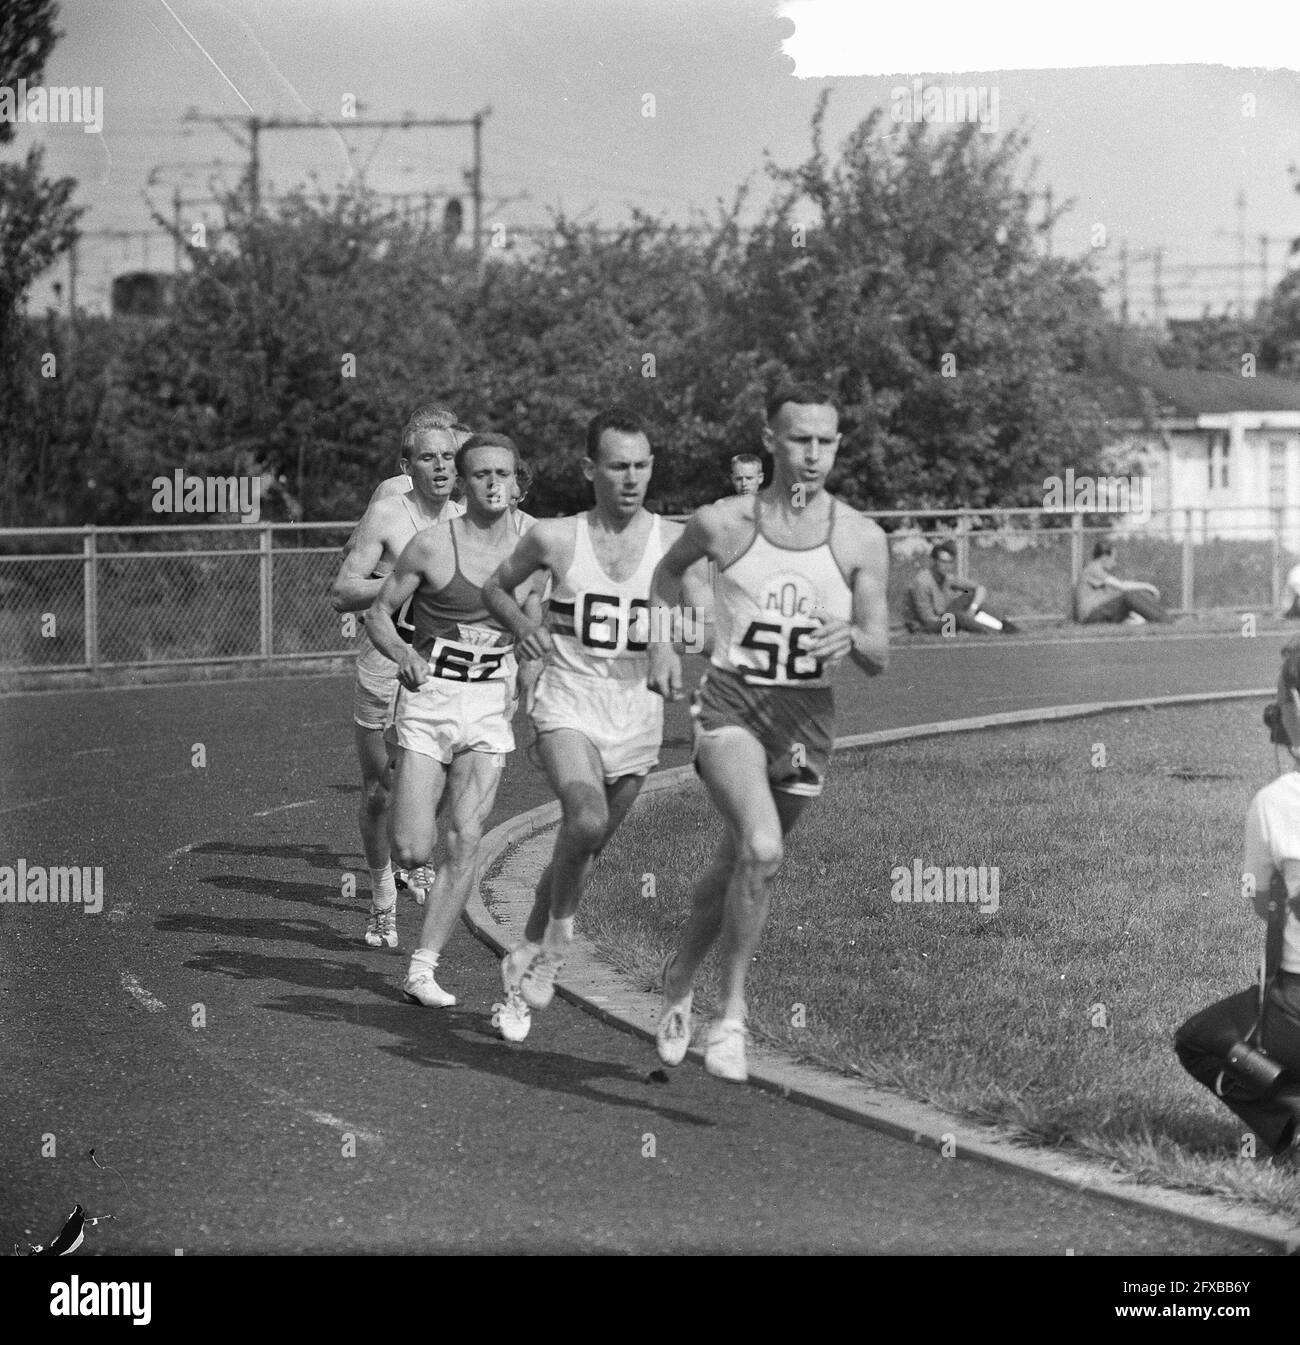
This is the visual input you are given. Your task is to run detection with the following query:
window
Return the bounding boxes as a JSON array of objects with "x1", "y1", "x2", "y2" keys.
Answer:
[
  {"x1": 1269, "y1": 440, "x2": 1287, "y2": 508},
  {"x1": 1208, "y1": 432, "x2": 1230, "y2": 490}
]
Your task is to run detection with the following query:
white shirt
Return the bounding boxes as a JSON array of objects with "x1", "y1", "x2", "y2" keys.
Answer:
[{"x1": 1243, "y1": 771, "x2": 1300, "y2": 972}]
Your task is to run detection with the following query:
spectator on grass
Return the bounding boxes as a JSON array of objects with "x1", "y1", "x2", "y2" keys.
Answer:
[
  {"x1": 902, "y1": 541, "x2": 1020, "y2": 635},
  {"x1": 1073, "y1": 541, "x2": 1168, "y2": 625},
  {"x1": 728, "y1": 454, "x2": 763, "y2": 496},
  {"x1": 1173, "y1": 639, "x2": 1300, "y2": 1165}
]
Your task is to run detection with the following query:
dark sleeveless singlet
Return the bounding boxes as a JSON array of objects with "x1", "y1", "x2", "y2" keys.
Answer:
[{"x1": 405, "y1": 517, "x2": 513, "y2": 680}]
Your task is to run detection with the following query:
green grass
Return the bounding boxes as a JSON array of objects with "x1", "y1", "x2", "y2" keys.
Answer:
[{"x1": 578, "y1": 702, "x2": 1300, "y2": 1219}]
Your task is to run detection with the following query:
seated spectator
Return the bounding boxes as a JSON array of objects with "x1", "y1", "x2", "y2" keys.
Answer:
[
  {"x1": 903, "y1": 541, "x2": 1019, "y2": 635},
  {"x1": 1073, "y1": 540, "x2": 1168, "y2": 624}
]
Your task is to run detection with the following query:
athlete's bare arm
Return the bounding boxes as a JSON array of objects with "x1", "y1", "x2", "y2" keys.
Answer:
[
  {"x1": 367, "y1": 529, "x2": 448, "y2": 688},
  {"x1": 646, "y1": 505, "x2": 727, "y2": 700},
  {"x1": 661, "y1": 518, "x2": 714, "y2": 654},
  {"x1": 482, "y1": 519, "x2": 571, "y2": 659},
  {"x1": 808, "y1": 511, "x2": 890, "y2": 676},
  {"x1": 332, "y1": 496, "x2": 405, "y2": 613}
]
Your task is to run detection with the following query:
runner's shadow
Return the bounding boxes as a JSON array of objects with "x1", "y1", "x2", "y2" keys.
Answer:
[
  {"x1": 199, "y1": 874, "x2": 347, "y2": 909},
  {"x1": 182, "y1": 948, "x2": 393, "y2": 995},
  {"x1": 189, "y1": 841, "x2": 350, "y2": 872},
  {"x1": 157, "y1": 913, "x2": 354, "y2": 952},
  {"x1": 260, "y1": 990, "x2": 716, "y2": 1128}
]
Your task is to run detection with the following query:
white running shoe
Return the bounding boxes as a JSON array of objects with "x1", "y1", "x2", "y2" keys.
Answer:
[
  {"x1": 406, "y1": 865, "x2": 436, "y2": 906},
  {"x1": 363, "y1": 905, "x2": 398, "y2": 949},
  {"x1": 656, "y1": 954, "x2": 693, "y2": 1067},
  {"x1": 704, "y1": 1019, "x2": 748, "y2": 1083},
  {"x1": 496, "y1": 945, "x2": 534, "y2": 1042},
  {"x1": 402, "y1": 958, "x2": 457, "y2": 1007},
  {"x1": 519, "y1": 945, "x2": 566, "y2": 1010}
]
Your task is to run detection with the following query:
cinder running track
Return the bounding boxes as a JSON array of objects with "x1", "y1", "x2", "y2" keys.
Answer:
[{"x1": 0, "y1": 633, "x2": 1289, "y2": 1253}]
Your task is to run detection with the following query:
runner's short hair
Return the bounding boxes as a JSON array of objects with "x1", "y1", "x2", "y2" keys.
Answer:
[
  {"x1": 730, "y1": 454, "x2": 762, "y2": 471},
  {"x1": 765, "y1": 384, "x2": 838, "y2": 424},
  {"x1": 586, "y1": 406, "x2": 648, "y2": 461},
  {"x1": 931, "y1": 540, "x2": 957, "y2": 561},
  {"x1": 400, "y1": 403, "x2": 466, "y2": 457},
  {"x1": 456, "y1": 431, "x2": 520, "y2": 480},
  {"x1": 1093, "y1": 540, "x2": 1116, "y2": 559}
]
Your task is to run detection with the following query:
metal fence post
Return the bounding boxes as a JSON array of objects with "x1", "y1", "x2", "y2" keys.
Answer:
[
  {"x1": 83, "y1": 526, "x2": 98, "y2": 668},
  {"x1": 1273, "y1": 507, "x2": 1283, "y2": 612},
  {"x1": 259, "y1": 524, "x2": 273, "y2": 661},
  {"x1": 1181, "y1": 509, "x2": 1195, "y2": 613},
  {"x1": 1070, "y1": 513, "x2": 1083, "y2": 583},
  {"x1": 955, "y1": 511, "x2": 971, "y2": 580}
]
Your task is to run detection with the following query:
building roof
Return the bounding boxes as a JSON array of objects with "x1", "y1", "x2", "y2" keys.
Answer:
[{"x1": 1092, "y1": 361, "x2": 1300, "y2": 422}]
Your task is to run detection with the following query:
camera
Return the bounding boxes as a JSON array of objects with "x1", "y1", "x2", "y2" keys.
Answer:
[
  {"x1": 1264, "y1": 702, "x2": 1291, "y2": 746},
  {"x1": 1225, "y1": 1040, "x2": 1286, "y2": 1092}
]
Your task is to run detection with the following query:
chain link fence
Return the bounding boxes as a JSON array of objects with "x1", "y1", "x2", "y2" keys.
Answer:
[{"x1": 1, "y1": 509, "x2": 1295, "y2": 673}]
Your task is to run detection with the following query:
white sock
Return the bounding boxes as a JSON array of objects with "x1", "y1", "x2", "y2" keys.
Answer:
[
  {"x1": 369, "y1": 864, "x2": 397, "y2": 909},
  {"x1": 972, "y1": 610, "x2": 1002, "y2": 632},
  {"x1": 543, "y1": 916, "x2": 574, "y2": 952},
  {"x1": 409, "y1": 948, "x2": 439, "y2": 975}
]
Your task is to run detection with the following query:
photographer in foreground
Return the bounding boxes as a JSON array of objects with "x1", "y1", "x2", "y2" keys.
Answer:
[{"x1": 1173, "y1": 641, "x2": 1300, "y2": 1163}]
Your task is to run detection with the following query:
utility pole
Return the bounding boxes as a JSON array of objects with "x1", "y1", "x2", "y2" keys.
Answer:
[
  {"x1": 1119, "y1": 238, "x2": 1129, "y2": 327},
  {"x1": 1236, "y1": 188, "x2": 1247, "y2": 318},
  {"x1": 471, "y1": 110, "x2": 484, "y2": 256},
  {"x1": 185, "y1": 109, "x2": 491, "y2": 232}
]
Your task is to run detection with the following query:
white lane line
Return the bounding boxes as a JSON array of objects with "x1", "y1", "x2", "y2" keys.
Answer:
[
  {"x1": 71, "y1": 746, "x2": 115, "y2": 757},
  {"x1": 302, "y1": 1110, "x2": 383, "y2": 1146},
  {"x1": 120, "y1": 972, "x2": 165, "y2": 1013},
  {"x1": 253, "y1": 799, "x2": 322, "y2": 818}
]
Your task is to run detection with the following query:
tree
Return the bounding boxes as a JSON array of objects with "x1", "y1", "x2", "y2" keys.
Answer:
[
  {"x1": 717, "y1": 94, "x2": 1114, "y2": 510},
  {"x1": 0, "y1": 0, "x2": 86, "y2": 525}
]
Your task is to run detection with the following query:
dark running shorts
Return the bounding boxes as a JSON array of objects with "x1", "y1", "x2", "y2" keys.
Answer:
[{"x1": 690, "y1": 664, "x2": 834, "y2": 797}]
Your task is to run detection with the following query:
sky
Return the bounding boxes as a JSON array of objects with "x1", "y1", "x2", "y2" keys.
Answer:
[{"x1": 7, "y1": 0, "x2": 1300, "y2": 319}]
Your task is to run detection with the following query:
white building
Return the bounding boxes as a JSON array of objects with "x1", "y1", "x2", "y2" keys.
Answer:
[{"x1": 1098, "y1": 364, "x2": 1300, "y2": 541}]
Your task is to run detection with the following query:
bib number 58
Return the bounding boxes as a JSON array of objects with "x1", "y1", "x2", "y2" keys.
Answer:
[{"x1": 739, "y1": 622, "x2": 821, "y2": 681}]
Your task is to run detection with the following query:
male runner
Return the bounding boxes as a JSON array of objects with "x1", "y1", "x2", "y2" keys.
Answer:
[
  {"x1": 729, "y1": 453, "x2": 764, "y2": 496},
  {"x1": 646, "y1": 386, "x2": 889, "y2": 1082},
  {"x1": 367, "y1": 433, "x2": 542, "y2": 1007},
  {"x1": 332, "y1": 405, "x2": 466, "y2": 946},
  {"x1": 481, "y1": 407, "x2": 709, "y2": 1042}
]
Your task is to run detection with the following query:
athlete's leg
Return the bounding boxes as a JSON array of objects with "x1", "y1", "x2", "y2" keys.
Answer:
[
  {"x1": 522, "y1": 760, "x2": 646, "y2": 941},
  {"x1": 412, "y1": 749, "x2": 505, "y2": 957},
  {"x1": 354, "y1": 724, "x2": 393, "y2": 869},
  {"x1": 388, "y1": 747, "x2": 447, "y2": 875},
  {"x1": 531, "y1": 729, "x2": 615, "y2": 923},
  {"x1": 678, "y1": 730, "x2": 809, "y2": 1022}
]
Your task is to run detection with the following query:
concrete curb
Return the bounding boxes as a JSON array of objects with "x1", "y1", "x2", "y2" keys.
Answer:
[{"x1": 462, "y1": 688, "x2": 1300, "y2": 1254}]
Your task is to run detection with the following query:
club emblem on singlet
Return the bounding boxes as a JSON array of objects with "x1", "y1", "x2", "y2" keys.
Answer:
[{"x1": 733, "y1": 571, "x2": 827, "y2": 684}]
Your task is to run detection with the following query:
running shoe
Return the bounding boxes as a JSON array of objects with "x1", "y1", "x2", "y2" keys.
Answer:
[
  {"x1": 655, "y1": 953, "x2": 693, "y2": 1066},
  {"x1": 405, "y1": 866, "x2": 436, "y2": 906},
  {"x1": 519, "y1": 945, "x2": 566, "y2": 1010},
  {"x1": 495, "y1": 945, "x2": 535, "y2": 1042},
  {"x1": 704, "y1": 1019, "x2": 748, "y2": 1083},
  {"x1": 402, "y1": 961, "x2": 457, "y2": 1007},
  {"x1": 363, "y1": 905, "x2": 398, "y2": 949}
]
